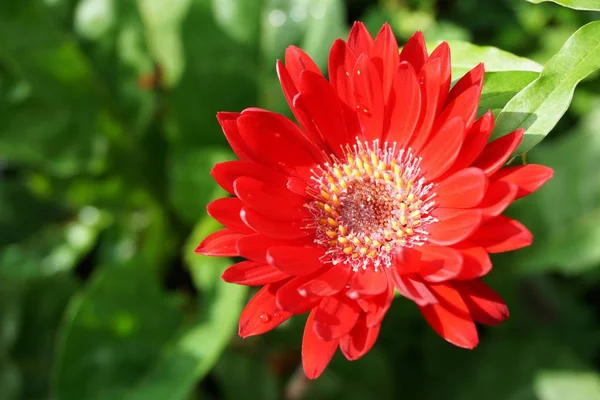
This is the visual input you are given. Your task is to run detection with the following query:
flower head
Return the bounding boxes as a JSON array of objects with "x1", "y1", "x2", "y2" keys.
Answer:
[{"x1": 196, "y1": 22, "x2": 553, "y2": 379}]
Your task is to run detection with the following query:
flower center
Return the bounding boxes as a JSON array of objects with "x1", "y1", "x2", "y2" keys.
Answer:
[{"x1": 309, "y1": 141, "x2": 437, "y2": 271}]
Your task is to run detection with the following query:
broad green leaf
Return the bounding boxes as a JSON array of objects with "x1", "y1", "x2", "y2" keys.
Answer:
[
  {"x1": 535, "y1": 370, "x2": 600, "y2": 400},
  {"x1": 11, "y1": 275, "x2": 79, "y2": 399},
  {"x1": 493, "y1": 21, "x2": 600, "y2": 153},
  {"x1": 137, "y1": 0, "x2": 191, "y2": 87},
  {"x1": 115, "y1": 218, "x2": 247, "y2": 400},
  {"x1": 526, "y1": 0, "x2": 600, "y2": 11},
  {"x1": 167, "y1": 146, "x2": 233, "y2": 224},
  {"x1": 53, "y1": 262, "x2": 185, "y2": 400},
  {"x1": 509, "y1": 102, "x2": 600, "y2": 275},
  {"x1": 427, "y1": 40, "x2": 543, "y2": 78},
  {"x1": 479, "y1": 71, "x2": 539, "y2": 115},
  {"x1": 0, "y1": 207, "x2": 109, "y2": 280}
]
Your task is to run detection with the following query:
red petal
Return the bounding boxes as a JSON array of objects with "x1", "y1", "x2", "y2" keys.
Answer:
[
  {"x1": 384, "y1": 62, "x2": 421, "y2": 146},
  {"x1": 360, "y1": 281, "x2": 394, "y2": 327},
  {"x1": 298, "y1": 264, "x2": 352, "y2": 297},
  {"x1": 222, "y1": 260, "x2": 289, "y2": 286},
  {"x1": 446, "y1": 63, "x2": 484, "y2": 105},
  {"x1": 352, "y1": 54, "x2": 385, "y2": 142},
  {"x1": 237, "y1": 109, "x2": 323, "y2": 179},
  {"x1": 471, "y1": 216, "x2": 533, "y2": 253},
  {"x1": 418, "y1": 246, "x2": 463, "y2": 283},
  {"x1": 370, "y1": 23, "x2": 399, "y2": 101},
  {"x1": 444, "y1": 111, "x2": 495, "y2": 176},
  {"x1": 433, "y1": 85, "x2": 481, "y2": 135},
  {"x1": 207, "y1": 198, "x2": 254, "y2": 233},
  {"x1": 419, "y1": 118, "x2": 466, "y2": 181},
  {"x1": 347, "y1": 267, "x2": 388, "y2": 297},
  {"x1": 473, "y1": 129, "x2": 524, "y2": 176},
  {"x1": 276, "y1": 274, "x2": 322, "y2": 314},
  {"x1": 314, "y1": 295, "x2": 361, "y2": 341},
  {"x1": 277, "y1": 61, "x2": 325, "y2": 149},
  {"x1": 217, "y1": 112, "x2": 255, "y2": 162},
  {"x1": 211, "y1": 160, "x2": 288, "y2": 195},
  {"x1": 347, "y1": 21, "x2": 374, "y2": 56},
  {"x1": 240, "y1": 207, "x2": 312, "y2": 240},
  {"x1": 328, "y1": 39, "x2": 358, "y2": 108},
  {"x1": 302, "y1": 309, "x2": 338, "y2": 379},
  {"x1": 195, "y1": 229, "x2": 243, "y2": 257},
  {"x1": 394, "y1": 247, "x2": 422, "y2": 275},
  {"x1": 340, "y1": 316, "x2": 381, "y2": 361},
  {"x1": 390, "y1": 271, "x2": 437, "y2": 306},
  {"x1": 428, "y1": 42, "x2": 451, "y2": 113},
  {"x1": 239, "y1": 283, "x2": 293, "y2": 338},
  {"x1": 453, "y1": 242, "x2": 492, "y2": 280},
  {"x1": 234, "y1": 176, "x2": 307, "y2": 221},
  {"x1": 399, "y1": 31, "x2": 427, "y2": 72},
  {"x1": 418, "y1": 298, "x2": 479, "y2": 349},
  {"x1": 428, "y1": 209, "x2": 482, "y2": 246},
  {"x1": 408, "y1": 57, "x2": 443, "y2": 153},
  {"x1": 478, "y1": 181, "x2": 518, "y2": 218},
  {"x1": 297, "y1": 70, "x2": 352, "y2": 157},
  {"x1": 236, "y1": 233, "x2": 308, "y2": 262},
  {"x1": 267, "y1": 246, "x2": 325, "y2": 276},
  {"x1": 493, "y1": 164, "x2": 554, "y2": 199},
  {"x1": 284, "y1": 45, "x2": 321, "y2": 85},
  {"x1": 456, "y1": 280, "x2": 509, "y2": 325},
  {"x1": 286, "y1": 176, "x2": 309, "y2": 197},
  {"x1": 435, "y1": 167, "x2": 488, "y2": 209}
]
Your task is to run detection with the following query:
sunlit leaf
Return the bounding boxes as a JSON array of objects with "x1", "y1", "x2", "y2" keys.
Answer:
[
  {"x1": 526, "y1": 0, "x2": 600, "y2": 11},
  {"x1": 535, "y1": 370, "x2": 600, "y2": 400},
  {"x1": 427, "y1": 40, "x2": 543, "y2": 79},
  {"x1": 479, "y1": 71, "x2": 539, "y2": 115},
  {"x1": 493, "y1": 21, "x2": 600, "y2": 153}
]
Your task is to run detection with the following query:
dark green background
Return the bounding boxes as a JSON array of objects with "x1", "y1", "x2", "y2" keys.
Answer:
[{"x1": 1, "y1": 0, "x2": 600, "y2": 399}]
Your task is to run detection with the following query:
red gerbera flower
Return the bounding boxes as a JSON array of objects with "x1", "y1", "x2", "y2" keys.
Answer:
[{"x1": 196, "y1": 22, "x2": 553, "y2": 379}]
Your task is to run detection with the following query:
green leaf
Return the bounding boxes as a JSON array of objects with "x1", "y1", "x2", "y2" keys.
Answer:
[
  {"x1": 116, "y1": 218, "x2": 247, "y2": 400},
  {"x1": 137, "y1": 0, "x2": 192, "y2": 87},
  {"x1": 167, "y1": 146, "x2": 233, "y2": 224},
  {"x1": 0, "y1": 207, "x2": 109, "y2": 280},
  {"x1": 165, "y1": 0, "x2": 258, "y2": 146},
  {"x1": 535, "y1": 371, "x2": 600, "y2": 400},
  {"x1": 11, "y1": 275, "x2": 79, "y2": 399},
  {"x1": 211, "y1": 0, "x2": 262, "y2": 45},
  {"x1": 53, "y1": 262, "x2": 185, "y2": 400},
  {"x1": 526, "y1": 0, "x2": 600, "y2": 11},
  {"x1": 479, "y1": 71, "x2": 539, "y2": 115},
  {"x1": 0, "y1": 1, "x2": 112, "y2": 176},
  {"x1": 509, "y1": 102, "x2": 600, "y2": 275},
  {"x1": 493, "y1": 21, "x2": 600, "y2": 154},
  {"x1": 427, "y1": 40, "x2": 543, "y2": 79}
]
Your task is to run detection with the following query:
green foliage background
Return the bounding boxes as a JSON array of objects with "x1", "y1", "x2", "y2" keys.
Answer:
[{"x1": 1, "y1": 0, "x2": 600, "y2": 399}]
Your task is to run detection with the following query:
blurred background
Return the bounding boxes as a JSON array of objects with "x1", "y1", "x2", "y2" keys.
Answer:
[{"x1": 1, "y1": 0, "x2": 600, "y2": 399}]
